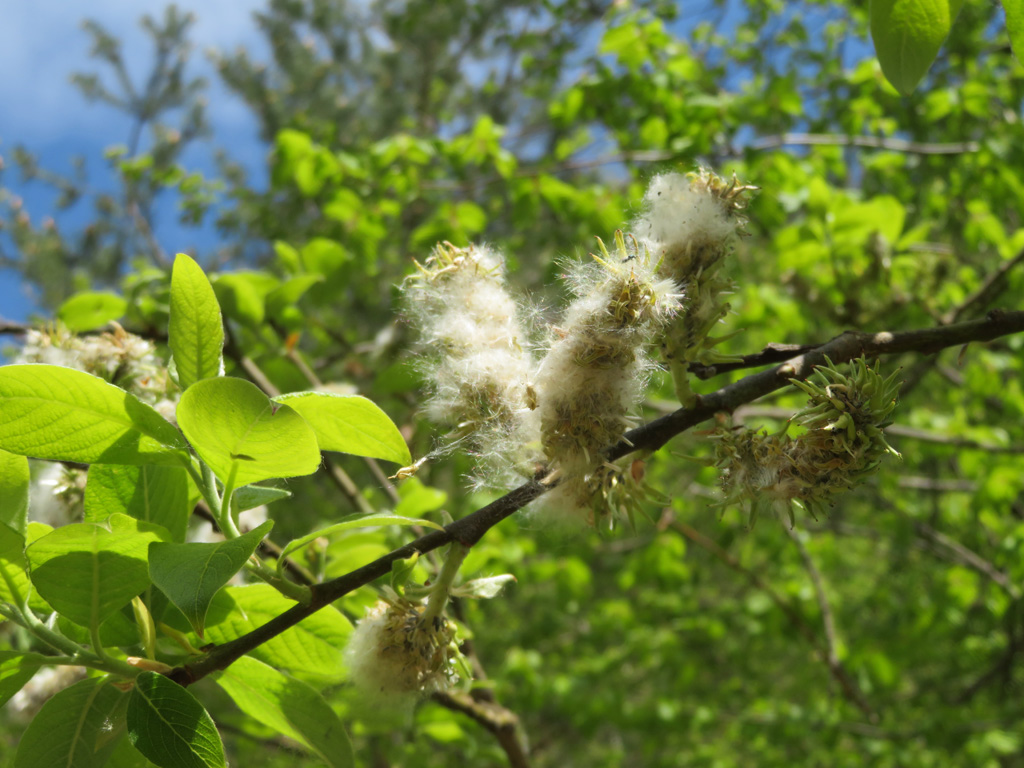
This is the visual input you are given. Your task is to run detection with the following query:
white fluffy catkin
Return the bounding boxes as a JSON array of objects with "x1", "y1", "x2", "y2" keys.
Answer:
[
  {"x1": 403, "y1": 243, "x2": 538, "y2": 482},
  {"x1": 534, "y1": 233, "x2": 679, "y2": 526},
  {"x1": 344, "y1": 597, "x2": 458, "y2": 706},
  {"x1": 635, "y1": 169, "x2": 756, "y2": 405}
]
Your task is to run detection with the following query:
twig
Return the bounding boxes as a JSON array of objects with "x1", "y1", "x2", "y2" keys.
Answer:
[
  {"x1": 787, "y1": 529, "x2": 844, "y2": 677},
  {"x1": 166, "y1": 309, "x2": 1024, "y2": 688},
  {"x1": 676, "y1": 520, "x2": 875, "y2": 719},
  {"x1": 432, "y1": 691, "x2": 530, "y2": 768},
  {"x1": 913, "y1": 522, "x2": 1021, "y2": 600},
  {"x1": 943, "y1": 246, "x2": 1024, "y2": 325},
  {"x1": 437, "y1": 600, "x2": 531, "y2": 767},
  {"x1": 688, "y1": 343, "x2": 822, "y2": 380},
  {"x1": 746, "y1": 133, "x2": 980, "y2": 155},
  {"x1": 732, "y1": 405, "x2": 1024, "y2": 453},
  {"x1": 901, "y1": 246, "x2": 1024, "y2": 398},
  {"x1": 897, "y1": 477, "x2": 976, "y2": 492},
  {"x1": 614, "y1": 310, "x2": 1024, "y2": 460}
]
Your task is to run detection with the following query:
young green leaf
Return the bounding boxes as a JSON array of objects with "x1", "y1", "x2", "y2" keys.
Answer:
[
  {"x1": 212, "y1": 656, "x2": 354, "y2": 767},
  {"x1": 869, "y1": 0, "x2": 964, "y2": 94},
  {"x1": 232, "y1": 484, "x2": 292, "y2": 512},
  {"x1": 0, "y1": 651, "x2": 48, "y2": 707},
  {"x1": 85, "y1": 464, "x2": 191, "y2": 543},
  {"x1": 169, "y1": 253, "x2": 224, "y2": 390},
  {"x1": 57, "y1": 291, "x2": 128, "y2": 332},
  {"x1": 14, "y1": 676, "x2": 127, "y2": 768},
  {"x1": 0, "y1": 365, "x2": 189, "y2": 466},
  {"x1": 0, "y1": 449, "x2": 29, "y2": 534},
  {"x1": 27, "y1": 522, "x2": 159, "y2": 628},
  {"x1": 1004, "y1": 0, "x2": 1024, "y2": 63},
  {"x1": 390, "y1": 552, "x2": 420, "y2": 595},
  {"x1": 0, "y1": 522, "x2": 52, "y2": 613},
  {"x1": 276, "y1": 514, "x2": 443, "y2": 576},
  {"x1": 274, "y1": 391, "x2": 412, "y2": 465},
  {"x1": 127, "y1": 671, "x2": 226, "y2": 768},
  {"x1": 211, "y1": 271, "x2": 278, "y2": 328},
  {"x1": 148, "y1": 520, "x2": 274, "y2": 637},
  {"x1": 394, "y1": 477, "x2": 448, "y2": 518},
  {"x1": 177, "y1": 378, "x2": 321, "y2": 487},
  {"x1": 204, "y1": 584, "x2": 351, "y2": 684}
]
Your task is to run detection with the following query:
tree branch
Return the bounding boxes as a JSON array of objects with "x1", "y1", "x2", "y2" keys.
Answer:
[
  {"x1": 676, "y1": 519, "x2": 875, "y2": 719},
  {"x1": 746, "y1": 133, "x2": 980, "y2": 155},
  {"x1": 161, "y1": 308, "x2": 1024, "y2": 687}
]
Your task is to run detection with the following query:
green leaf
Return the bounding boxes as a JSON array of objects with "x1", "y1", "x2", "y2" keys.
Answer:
[
  {"x1": 394, "y1": 477, "x2": 448, "y2": 518},
  {"x1": 0, "y1": 651, "x2": 48, "y2": 707},
  {"x1": 57, "y1": 291, "x2": 128, "y2": 332},
  {"x1": 1004, "y1": 0, "x2": 1024, "y2": 63},
  {"x1": 266, "y1": 275, "x2": 323, "y2": 319},
  {"x1": 127, "y1": 671, "x2": 226, "y2": 768},
  {"x1": 85, "y1": 464, "x2": 191, "y2": 543},
  {"x1": 273, "y1": 240, "x2": 301, "y2": 273},
  {"x1": 169, "y1": 253, "x2": 224, "y2": 390},
  {"x1": 0, "y1": 448, "x2": 29, "y2": 533},
  {"x1": 27, "y1": 522, "x2": 158, "y2": 627},
  {"x1": 57, "y1": 290, "x2": 128, "y2": 333},
  {"x1": 204, "y1": 584, "x2": 351, "y2": 684},
  {"x1": 390, "y1": 552, "x2": 420, "y2": 594},
  {"x1": 869, "y1": 0, "x2": 964, "y2": 94},
  {"x1": 0, "y1": 522, "x2": 30, "y2": 608},
  {"x1": 0, "y1": 522, "x2": 52, "y2": 612},
  {"x1": 149, "y1": 520, "x2": 274, "y2": 637},
  {"x1": 274, "y1": 391, "x2": 412, "y2": 465},
  {"x1": 177, "y1": 378, "x2": 321, "y2": 487},
  {"x1": 0, "y1": 365, "x2": 188, "y2": 466},
  {"x1": 277, "y1": 513, "x2": 443, "y2": 575},
  {"x1": 211, "y1": 271, "x2": 278, "y2": 328},
  {"x1": 233, "y1": 484, "x2": 291, "y2": 512},
  {"x1": 14, "y1": 676, "x2": 127, "y2": 768},
  {"x1": 212, "y1": 657, "x2": 354, "y2": 767}
]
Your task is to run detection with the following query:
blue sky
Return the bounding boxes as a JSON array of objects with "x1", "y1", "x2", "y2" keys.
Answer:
[{"x1": 0, "y1": 0, "x2": 269, "y2": 322}]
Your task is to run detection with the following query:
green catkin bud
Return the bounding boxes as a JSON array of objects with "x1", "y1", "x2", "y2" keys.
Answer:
[
  {"x1": 535, "y1": 232, "x2": 680, "y2": 527},
  {"x1": 344, "y1": 590, "x2": 461, "y2": 703},
  {"x1": 636, "y1": 168, "x2": 757, "y2": 406},
  {"x1": 714, "y1": 357, "x2": 902, "y2": 528},
  {"x1": 402, "y1": 243, "x2": 538, "y2": 484}
]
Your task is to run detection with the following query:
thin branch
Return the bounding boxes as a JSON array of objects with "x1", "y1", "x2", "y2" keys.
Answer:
[
  {"x1": 913, "y1": 521, "x2": 1021, "y2": 601},
  {"x1": 432, "y1": 691, "x2": 531, "y2": 768},
  {"x1": 164, "y1": 309, "x2": 1024, "y2": 688},
  {"x1": 677, "y1": 519, "x2": 875, "y2": 719},
  {"x1": 902, "y1": 245, "x2": 1024, "y2": 398},
  {"x1": 897, "y1": 477, "x2": 976, "y2": 492},
  {"x1": 943, "y1": 246, "x2": 1024, "y2": 325},
  {"x1": 615, "y1": 310, "x2": 1024, "y2": 460},
  {"x1": 746, "y1": 133, "x2": 980, "y2": 155},
  {"x1": 688, "y1": 343, "x2": 822, "y2": 380},
  {"x1": 787, "y1": 529, "x2": 844, "y2": 674},
  {"x1": 733, "y1": 406, "x2": 1024, "y2": 453}
]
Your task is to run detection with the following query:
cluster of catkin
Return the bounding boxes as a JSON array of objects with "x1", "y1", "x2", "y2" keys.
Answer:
[
  {"x1": 714, "y1": 357, "x2": 902, "y2": 527},
  {"x1": 361, "y1": 170, "x2": 904, "y2": 703},
  {"x1": 403, "y1": 169, "x2": 754, "y2": 527}
]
